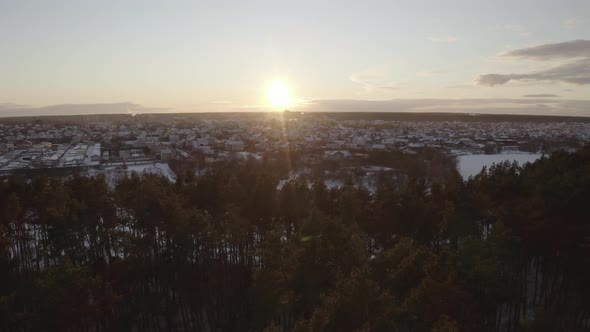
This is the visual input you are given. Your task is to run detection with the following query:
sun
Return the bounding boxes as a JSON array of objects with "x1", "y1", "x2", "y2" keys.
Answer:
[{"x1": 266, "y1": 81, "x2": 291, "y2": 108}]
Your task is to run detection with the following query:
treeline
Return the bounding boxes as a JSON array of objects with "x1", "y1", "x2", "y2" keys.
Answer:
[{"x1": 1, "y1": 148, "x2": 590, "y2": 331}]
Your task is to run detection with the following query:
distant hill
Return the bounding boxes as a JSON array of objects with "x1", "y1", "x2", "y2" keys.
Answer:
[{"x1": 3, "y1": 111, "x2": 590, "y2": 124}]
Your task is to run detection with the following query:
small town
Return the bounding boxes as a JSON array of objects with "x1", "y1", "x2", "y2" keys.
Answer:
[{"x1": 1, "y1": 112, "x2": 589, "y2": 184}]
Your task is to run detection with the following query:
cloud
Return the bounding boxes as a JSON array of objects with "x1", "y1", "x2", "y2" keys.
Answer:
[
  {"x1": 446, "y1": 84, "x2": 475, "y2": 89},
  {"x1": 416, "y1": 69, "x2": 444, "y2": 77},
  {"x1": 350, "y1": 69, "x2": 399, "y2": 92},
  {"x1": 428, "y1": 35, "x2": 457, "y2": 43},
  {"x1": 495, "y1": 24, "x2": 530, "y2": 37},
  {"x1": 476, "y1": 40, "x2": 590, "y2": 87},
  {"x1": 0, "y1": 102, "x2": 168, "y2": 117},
  {"x1": 475, "y1": 58, "x2": 590, "y2": 86},
  {"x1": 0, "y1": 103, "x2": 29, "y2": 109},
  {"x1": 564, "y1": 18, "x2": 582, "y2": 29},
  {"x1": 474, "y1": 74, "x2": 514, "y2": 87},
  {"x1": 302, "y1": 99, "x2": 590, "y2": 116},
  {"x1": 522, "y1": 94, "x2": 560, "y2": 98},
  {"x1": 501, "y1": 40, "x2": 590, "y2": 60}
]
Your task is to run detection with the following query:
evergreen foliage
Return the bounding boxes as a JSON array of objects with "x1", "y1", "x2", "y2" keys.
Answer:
[{"x1": 1, "y1": 147, "x2": 590, "y2": 331}]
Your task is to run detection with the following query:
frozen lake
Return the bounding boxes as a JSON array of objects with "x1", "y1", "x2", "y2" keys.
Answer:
[{"x1": 457, "y1": 153, "x2": 543, "y2": 179}]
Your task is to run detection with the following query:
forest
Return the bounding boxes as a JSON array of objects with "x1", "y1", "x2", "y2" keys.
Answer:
[{"x1": 1, "y1": 147, "x2": 590, "y2": 332}]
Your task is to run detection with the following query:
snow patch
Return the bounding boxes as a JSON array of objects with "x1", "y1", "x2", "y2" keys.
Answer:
[{"x1": 457, "y1": 153, "x2": 542, "y2": 179}]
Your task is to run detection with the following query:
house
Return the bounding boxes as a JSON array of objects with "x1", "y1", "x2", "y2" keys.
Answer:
[
  {"x1": 86, "y1": 143, "x2": 101, "y2": 162},
  {"x1": 324, "y1": 150, "x2": 352, "y2": 160},
  {"x1": 17, "y1": 140, "x2": 33, "y2": 148},
  {"x1": 255, "y1": 141, "x2": 269, "y2": 151},
  {"x1": 371, "y1": 144, "x2": 387, "y2": 151},
  {"x1": 192, "y1": 137, "x2": 215, "y2": 150},
  {"x1": 407, "y1": 142, "x2": 426, "y2": 148},
  {"x1": 160, "y1": 148, "x2": 173, "y2": 161},
  {"x1": 353, "y1": 137, "x2": 366, "y2": 146},
  {"x1": 197, "y1": 137, "x2": 211, "y2": 146},
  {"x1": 169, "y1": 134, "x2": 180, "y2": 144},
  {"x1": 146, "y1": 134, "x2": 160, "y2": 143},
  {"x1": 177, "y1": 150, "x2": 189, "y2": 158},
  {"x1": 119, "y1": 148, "x2": 144, "y2": 159},
  {"x1": 225, "y1": 140, "x2": 245, "y2": 152},
  {"x1": 0, "y1": 143, "x2": 14, "y2": 153},
  {"x1": 197, "y1": 145, "x2": 214, "y2": 155}
]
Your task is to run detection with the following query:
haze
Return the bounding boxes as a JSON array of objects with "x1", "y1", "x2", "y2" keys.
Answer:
[{"x1": 1, "y1": 0, "x2": 589, "y2": 116}]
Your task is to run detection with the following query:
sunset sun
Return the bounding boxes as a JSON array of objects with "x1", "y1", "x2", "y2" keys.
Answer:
[{"x1": 266, "y1": 81, "x2": 291, "y2": 108}]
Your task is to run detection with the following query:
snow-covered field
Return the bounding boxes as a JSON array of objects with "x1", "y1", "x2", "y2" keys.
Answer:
[
  {"x1": 87, "y1": 162, "x2": 177, "y2": 187},
  {"x1": 457, "y1": 153, "x2": 543, "y2": 179},
  {"x1": 124, "y1": 162, "x2": 177, "y2": 182},
  {"x1": 276, "y1": 178, "x2": 346, "y2": 190},
  {"x1": 277, "y1": 176, "x2": 378, "y2": 192}
]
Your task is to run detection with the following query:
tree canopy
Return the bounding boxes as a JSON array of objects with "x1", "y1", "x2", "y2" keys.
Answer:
[{"x1": 1, "y1": 147, "x2": 590, "y2": 331}]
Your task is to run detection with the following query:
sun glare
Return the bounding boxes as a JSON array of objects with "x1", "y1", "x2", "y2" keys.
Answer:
[{"x1": 267, "y1": 81, "x2": 291, "y2": 108}]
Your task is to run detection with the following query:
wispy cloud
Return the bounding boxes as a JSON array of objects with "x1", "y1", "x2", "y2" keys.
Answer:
[
  {"x1": 0, "y1": 102, "x2": 168, "y2": 117},
  {"x1": 475, "y1": 58, "x2": 590, "y2": 86},
  {"x1": 494, "y1": 24, "x2": 531, "y2": 37},
  {"x1": 522, "y1": 94, "x2": 560, "y2": 98},
  {"x1": 475, "y1": 40, "x2": 590, "y2": 87},
  {"x1": 500, "y1": 40, "x2": 590, "y2": 60},
  {"x1": 416, "y1": 69, "x2": 444, "y2": 77},
  {"x1": 0, "y1": 103, "x2": 29, "y2": 109},
  {"x1": 564, "y1": 18, "x2": 582, "y2": 30},
  {"x1": 304, "y1": 99, "x2": 590, "y2": 116},
  {"x1": 428, "y1": 35, "x2": 457, "y2": 43},
  {"x1": 350, "y1": 68, "x2": 399, "y2": 92},
  {"x1": 446, "y1": 84, "x2": 475, "y2": 89}
]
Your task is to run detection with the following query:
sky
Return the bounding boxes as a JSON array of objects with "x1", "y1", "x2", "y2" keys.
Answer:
[{"x1": 1, "y1": 0, "x2": 589, "y2": 115}]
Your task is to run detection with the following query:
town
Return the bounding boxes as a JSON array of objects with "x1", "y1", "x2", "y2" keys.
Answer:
[{"x1": 1, "y1": 112, "x2": 589, "y2": 185}]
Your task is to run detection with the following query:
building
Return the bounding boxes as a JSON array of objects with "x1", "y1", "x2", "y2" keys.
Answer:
[
  {"x1": 160, "y1": 148, "x2": 173, "y2": 161},
  {"x1": 225, "y1": 140, "x2": 245, "y2": 152},
  {"x1": 86, "y1": 143, "x2": 101, "y2": 162},
  {"x1": 119, "y1": 148, "x2": 144, "y2": 159}
]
